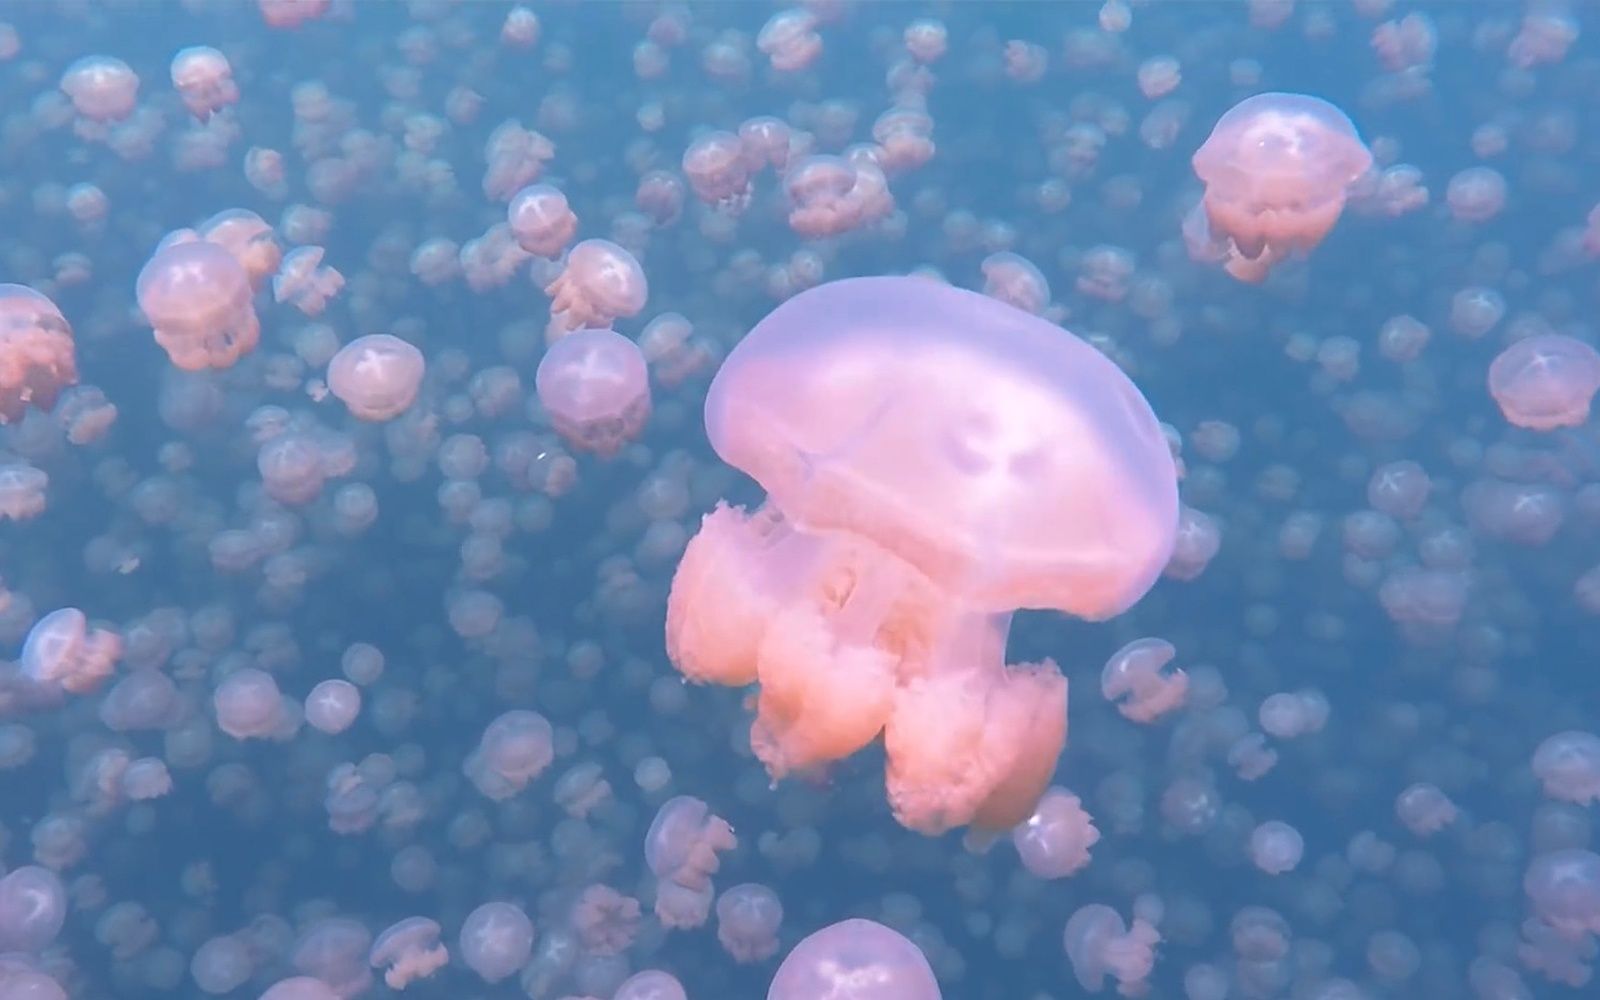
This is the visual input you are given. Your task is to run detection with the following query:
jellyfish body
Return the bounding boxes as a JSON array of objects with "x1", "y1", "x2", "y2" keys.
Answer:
[
  {"x1": 0, "y1": 285, "x2": 79, "y2": 424},
  {"x1": 767, "y1": 918, "x2": 940, "y2": 1000},
  {"x1": 534, "y1": 328, "x2": 652, "y2": 458},
  {"x1": 136, "y1": 240, "x2": 261, "y2": 371},
  {"x1": 666, "y1": 276, "x2": 1178, "y2": 835},
  {"x1": 325, "y1": 334, "x2": 425, "y2": 422},
  {"x1": 1190, "y1": 92, "x2": 1373, "y2": 280},
  {"x1": 1487, "y1": 334, "x2": 1600, "y2": 431}
]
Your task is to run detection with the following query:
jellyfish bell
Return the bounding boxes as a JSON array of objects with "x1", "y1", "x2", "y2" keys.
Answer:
[
  {"x1": 667, "y1": 276, "x2": 1178, "y2": 835},
  {"x1": 1191, "y1": 92, "x2": 1373, "y2": 272}
]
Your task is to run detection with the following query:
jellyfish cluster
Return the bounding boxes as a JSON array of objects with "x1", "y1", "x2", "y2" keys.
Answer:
[{"x1": 0, "y1": 3, "x2": 1597, "y2": 1000}]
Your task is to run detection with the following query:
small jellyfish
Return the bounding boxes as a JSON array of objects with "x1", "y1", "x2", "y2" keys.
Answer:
[
  {"x1": 304, "y1": 680, "x2": 360, "y2": 734},
  {"x1": 0, "y1": 462, "x2": 48, "y2": 520},
  {"x1": 1190, "y1": 92, "x2": 1373, "y2": 278},
  {"x1": 19, "y1": 608, "x2": 120, "y2": 693},
  {"x1": 1011, "y1": 786, "x2": 1100, "y2": 879},
  {"x1": 326, "y1": 334, "x2": 425, "y2": 422},
  {"x1": 715, "y1": 883, "x2": 783, "y2": 963},
  {"x1": 369, "y1": 917, "x2": 448, "y2": 990},
  {"x1": 212, "y1": 668, "x2": 287, "y2": 740},
  {"x1": 60, "y1": 55, "x2": 138, "y2": 123},
  {"x1": 535, "y1": 328, "x2": 652, "y2": 458},
  {"x1": 543, "y1": 239, "x2": 648, "y2": 336},
  {"x1": 1524, "y1": 849, "x2": 1600, "y2": 939},
  {"x1": 136, "y1": 239, "x2": 261, "y2": 371},
  {"x1": 198, "y1": 209, "x2": 282, "y2": 290},
  {"x1": 170, "y1": 46, "x2": 238, "y2": 121},
  {"x1": 1487, "y1": 334, "x2": 1600, "y2": 431},
  {"x1": 1101, "y1": 637, "x2": 1189, "y2": 723},
  {"x1": 458, "y1": 902, "x2": 534, "y2": 984},
  {"x1": 507, "y1": 184, "x2": 578, "y2": 257},
  {"x1": 0, "y1": 865, "x2": 66, "y2": 952},
  {"x1": 767, "y1": 918, "x2": 940, "y2": 1000},
  {"x1": 463, "y1": 709, "x2": 554, "y2": 800},
  {"x1": 644, "y1": 796, "x2": 737, "y2": 930},
  {"x1": 0, "y1": 285, "x2": 79, "y2": 424},
  {"x1": 1533, "y1": 731, "x2": 1600, "y2": 805},
  {"x1": 272, "y1": 246, "x2": 344, "y2": 317},
  {"x1": 1249, "y1": 820, "x2": 1305, "y2": 874},
  {"x1": 1063, "y1": 903, "x2": 1161, "y2": 995}
]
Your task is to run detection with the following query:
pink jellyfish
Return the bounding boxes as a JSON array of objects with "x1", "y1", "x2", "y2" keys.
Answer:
[
  {"x1": 666, "y1": 276, "x2": 1178, "y2": 835},
  {"x1": 458, "y1": 902, "x2": 534, "y2": 984},
  {"x1": 0, "y1": 866, "x2": 66, "y2": 952},
  {"x1": 1011, "y1": 786, "x2": 1100, "y2": 878},
  {"x1": 767, "y1": 918, "x2": 940, "y2": 1000},
  {"x1": 368, "y1": 917, "x2": 447, "y2": 990},
  {"x1": 534, "y1": 328, "x2": 652, "y2": 458},
  {"x1": 543, "y1": 239, "x2": 648, "y2": 336},
  {"x1": 0, "y1": 285, "x2": 78, "y2": 424},
  {"x1": 19, "y1": 608, "x2": 120, "y2": 694},
  {"x1": 1100, "y1": 637, "x2": 1189, "y2": 722},
  {"x1": 463, "y1": 709, "x2": 554, "y2": 800},
  {"x1": 0, "y1": 462, "x2": 48, "y2": 519},
  {"x1": 1063, "y1": 903, "x2": 1161, "y2": 995},
  {"x1": 272, "y1": 247, "x2": 344, "y2": 317},
  {"x1": 1525, "y1": 849, "x2": 1600, "y2": 939},
  {"x1": 170, "y1": 47, "x2": 238, "y2": 121},
  {"x1": 715, "y1": 883, "x2": 783, "y2": 963},
  {"x1": 1486, "y1": 334, "x2": 1600, "y2": 431},
  {"x1": 135, "y1": 239, "x2": 261, "y2": 371},
  {"x1": 59, "y1": 56, "x2": 139, "y2": 123},
  {"x1": 213, "y1": 668, "x2": 288, "y2": 740},
  {"x1": 1533, "y1": 731, "x2": 1600, "y2": 805},
  {"x1": 507, "y1": 184, "x2": 578, "y2": 257},
  {"x1": 198, "y1": 209, "x2": 282, "y2": 291},
  {"x1": 644, "y1": 796, "x2": 737, "y2": 930},
  {"x1": 1190, "y1": 92, "x2": 1373, "y2": 279},
  {"x1": 325, "y1": 334, "x2": 425, "y2": 421}
]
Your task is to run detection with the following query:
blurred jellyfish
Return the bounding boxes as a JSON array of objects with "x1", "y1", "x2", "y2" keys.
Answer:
[
  {"x1": 458, "y1": 902, "x2": 534, "y2": 984},
  {"x1": 715, "y1": 883, "x2": 783, "y2": 963},
  {"x1": 535, "y1": 328, "x2": 652, "y2": 458},
  {"x1": 0, "y1": 285, "x2": 79, "y2": 424},
  {"x1": 645, "y1": 795, "x2": 737, "y2": 929},
  {"x1": 463, "y1": 709, "x2": 554, "y2": 800},
  {"x1": 136, "y1": 238, "x2": 261, "y2": 371},
  {"x1": 1063, "y1": 903, "x2": 1161, "y2": 995},
  {"x1": 768, "y1": 918, "x2": 940, "y2": 999},
  {"x1": 1012, "y1": 786, "x2": 1100, "y2": 879},
  {"x1": 19, "y1": 608, "x2": 120, "y2": 693},
  {"x1": 1487, "y1": 334, "x2": 1600, "y2": 431},
  {"x1": 543, "y1": 239, "x2": 648, "y2": 336},
  {"x1": 369, "y1": 917, "x2": 447, "y2": 990},
  {"x1": 170, "y1": 46, "x2": 238, "y2": 121},
  {"x1": 272, "y1": 246, "x2": 344, "y2": 317}
]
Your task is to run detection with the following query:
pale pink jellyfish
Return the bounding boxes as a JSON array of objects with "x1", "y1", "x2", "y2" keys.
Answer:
[
  {"x1": 1190, "y1": 92, "x2": 1373, "y2": 278},
  {"x1": 1249, "y1": 820, "x2": 1304, "y2": 874},
  {"x1": 1525, "y1": 849, "x2": 1600, "y2": 939},
  {"x1": 1395, "y1": 782, "x2": 1459, "y2": 836},
  {"x1": 458, "y1": 902, "x2": 533, "y2": 984},
  {"x1": 1101, "y1": 637, "x2": 1189, "y2": 723},
  {"x1": 784, "y1": 156, "x2": 893, "y2": 238},
  {"x1": 715, "y1": 884, "x2": 783, "y2": 963},
  {"x1": 756, "y1": 9, "x2": 822, "y2": 72},
  {"x1": 259, "y1": 977, "x2": 339, "y2": 1000},
  {"x1": 325, "y1": 334, "x2": 425, "y2": 421},
  {"x1": 19, "y1": 608, "x2": 119, "y2": 694},
  {"x1": 666, "y1": 277, "x2": 1177, "y2": 835},
  {"x1": 259, "y1": 0, "x2": 330, "y2": 29},
  {"x1": 213, "y1": 668, "x2": 288, "y2": 740},
  {"x1": 616, "y1": 971, "x2": 687, "y2": 1000},
  {"x1": 170, "y1": 47, "x2": 238, "y2": 121},
  {"x1": 482, "y1": 121, "x2": 555, "y2": 202},
  {"x1": 60, "y1": 56, "x2": 138, "y2": 123},
  {"x1": 191, "y1": 934, "x2": 254, "y2": 993},
  {"x1": 1258, "y1": 689, "x2": 1329, "y2": 739},
  {"x1": 368, "y1": 917, "x2": 447, "y2": 990},
  {"x1": 272, "y1": 247, "x2": 344, "y2": 317},
  {"x1": 0, "y1": 462, "x2": 47, "y2": 520},
  {"x1": 683, "y1": 131, "x2": 753, "y2": 211},
  {"x1": 534, "y1": 328, "x2": 651, "y2": 458},
  {"x1": 980, "y1": 252, "x2": 1050, "y2": 315},
  {"x1": 197, "y1": 209, "x2": 282, "y2": 291},
  {"x1": 571, "y1": 885, "x2": 641, "y2": 955},
  {"x1": 304, "y1": 679, "x2": 360, "y2": 734},
  {"x1": 1011, "y1": 786, "x2": 1100, "y2": 878},
  {"x1": 644, "y1": 795, "x2": 736, "y2": 930},
  {"x1": 507, "y1": 184, "x2": 578, "y2": 257},
  {"x1": 1533, "y1": 732, "x2": 1600, "y2": 805},
  {"x1": 1163, "y1": 505, "x2": 1220, "y2": 581},
  {"x1": 1446, "y1": 167, "x2": 1507, "y2": 223},
  {"x1": 135, "y1": 239, "x2": 261, "y2": 371},
  {"x1": 767, "y1": 918, "x2": 940, "y2": 1000},
  {"x1": 0, "y1": 285, "x2": 78, "y2": 424},
  {"x1": 543, "y1": 239, "x2": 648, "y2": 336},
  {"x1": 463, "y1": 709, "x2": 554, "y2": 800},
  {"x1": 0, "y1": 866, "x2": 66, "y2": 952},
  {"x1": 1486, "y1": 334, "x2": 1600, "y2": 431},
  {"x1": 1063, "y1": 904, "x2": 1160, "y2": 996}
]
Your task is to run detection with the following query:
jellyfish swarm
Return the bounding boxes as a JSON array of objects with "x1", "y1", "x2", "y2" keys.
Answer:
[
  {"x1": 1187, "y1": 92, "x2": 1373, "y2": 283},
  {"x1": 665, "y1": 277, "x2": 1179, "y2": 835},
  {"x1": 0, "y1": 285, "x2": 79, "y2": 425}
]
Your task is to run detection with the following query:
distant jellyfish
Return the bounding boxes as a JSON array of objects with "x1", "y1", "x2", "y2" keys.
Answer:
[
  {"x1": 191, "y1": 934, "x2": 254, "y2": 994},
  {"x1": 212, "y1": 668, "x2": 287, "y2": 740},
  {"x1": 258, "y1": 976, "x2": 340, "y2": 1000},
  {"x1": 570, "y1": 885, "x2": 641, "y2": 955},
  {"x1": 0, "y1": 865, "x2": 66, "y2": 952},
  {"x1": 644, "y1": 795, "x2": 737, "y2": 929},
  {"x1": 1063, "y1": 903, "x2": 1161, "y2": 995},
  {"x1": 60, "y1": 55, "x2": 139, "y2": 123},
  {"x1": 616, "y1": 970, "x2": 688, "y2": 1000},
  {"x1": 19, "y1": 608, "x2": 120, "y2": 693},
  {"x1": 0, "y1": 285, "x2": 79, "y2": 424},
  {"x1": 715, "y1": 883, "x2": 783, "y2": 963},
  {"x1": 463, "y1": 709, "x2": 554, "y2": 800},
  {"x1": 326, "y1": 334, "x2": 425, "y2": 421},
  {"x1": 272, "y1": 246, "x2": 344, "y2": 317},
  {"x1": 667, "y1": 277, "x2": 1178, "y2": 835},
  {"x1": 1486, "y1": 334, "x2": 1600, "y2": 431},
  {"x1": 1524, "y1": 849, "x2": 1600, "y2": 939},
  {"x1": 369, "y1": 917, "x2": 447, "y2": 990},
  {"x1": 304, "y1": 680, "x2": 360, "y2": 734},
  {"x1": 1012, "y1": 786, "x2": 1100, "y2": 878},
  {"x1": 767, "y1": 918, "x2": 940, "y2": 1000},
  {"x1": 1190, "y1": 92, "x2": 1373, "y2": 279},
  {"x1": 170, "y1": 46, "x2": 238, "y2": 121},
  {"x1": 0, "y1": 461, "x2": 48, "y2": 520},
  {"x1": 1533, "y1": 731, "x2": 1600, "y2": 805},
  {"x1": 458, "y1": 902, "x2": 533, "y2": 984},
  {"x1": 198, "y1": 209, "x2": 282, "y2": 290},
  {"x1": 980, "y1": 251, "x2": 1050, "y2": 315},
  {"x1": 543, "y1": 239, "x2": 648, "y2": 336},
  {"x1": 136, "y1": 239, "x2": 261, "y2": 371},
  {"x1": 1395, "y1": 782, "x2": 1459, "y2": 835},
  {"x1": 534, "y1": 328, "x2": 651, "y2": 458},
  {"x1": 507, "y1": 184, "x2": 578, "y2": 257},
  {"x1": 1101, "y1": 637, "x2": 1189, "y2": 722},
  {"x1": 1249, "y1": 820, "x2": 1305, "y2": 874}
]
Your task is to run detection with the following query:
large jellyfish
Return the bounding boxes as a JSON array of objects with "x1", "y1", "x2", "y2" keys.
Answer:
[
  {"x1": 0, "y1": 285, "x2": 79, "y2": 425},
  {"x1": 1189, "y1": 92, "x2": 1373, "y2": 281},
  {"x1": 666, "y1": 276, "x2": 1179, "y2": 835}
]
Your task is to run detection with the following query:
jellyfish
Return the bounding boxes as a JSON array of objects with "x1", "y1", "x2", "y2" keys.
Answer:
[
  {"x1": 135, "y1": 239, "x2": 261, "y2": 371},
  {"x1": 19, "y1": 608, "x2": 120, "y2": 694},
  {"x1": 325, "y1": 334, "x2": 425, "y2": 422},
  {"x1": 272, "y1": 246, "x2": 344, "y2": 317},
  {"x1": 0, "y1": 285, "x2": 79, "y2": 425},
  {"x1": 542, "y1": 239, "x2": 648, "y2": 336},
  {"x1": 458, "y1": 902, "x2": 534, "y2": 984},
  {"x1": 508, "y1": 184, "x2": 579, "y2": 257},
  {"x1": 534, "y1": 328, "x2": 652, "y2": 458},
  {"x1": 1487, "y1": 334, "x2": 1600, "y2": 431},
  {"x1": 1189, "y1": 92, "x2": 1373, "y2": 280},
  {"x1": 170, "y1": 46, "x2": 238, "y2": 121},
  {"x1": 666, "y1": 276, "x2": 1178, "y2": 835},
  {"x1": 1101, "y1": 637, "x2": 1189, "y2": 723},
  {"x1": 1063, "y1": 903, "x2": 1161, "y2": 995},
  {"x1": 369, "y1": 917, "x2": 447, "y2": 990},
  {"x1": 644, "y1": 795, "x2": 736, "y2": 930},
  {"x1": 767, "y1": 918, "x2": 940, "y2": 1000}
]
